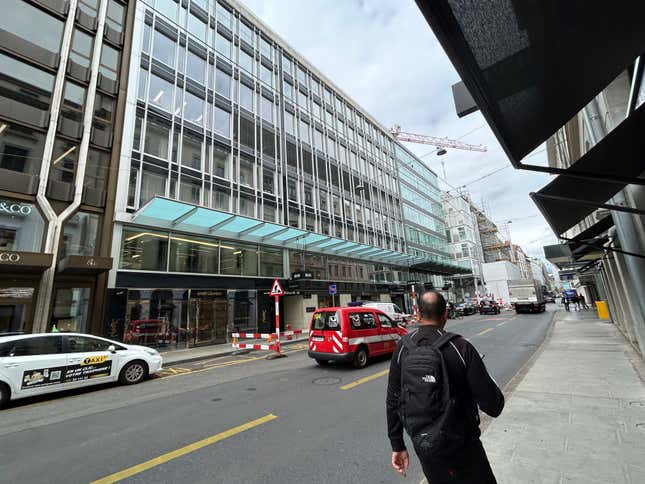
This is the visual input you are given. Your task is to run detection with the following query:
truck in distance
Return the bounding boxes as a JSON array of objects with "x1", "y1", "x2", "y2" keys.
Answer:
[{"x1": 508, "y1": 279, "x2": 546, "y2": 313}]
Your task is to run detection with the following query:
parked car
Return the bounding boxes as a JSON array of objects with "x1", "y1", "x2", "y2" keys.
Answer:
[
  {"x1": 479, "y1": 300, "x2": 501, "y2": 315},
  {"x1": 456, "y1": 302, "x2": 478, "y2": 316},
  {"x1": 308, "y1": 307, "x2": 407, "y2": 368},
  {"x1": 544, "y1": 293, "x2": 556, "y2": 303},
  {"x1": 361, "y1": 302, "x2": 413, "y2": 325},
  {"x1": 0, "y1": 333, "x2": 163, "y2": 408}
]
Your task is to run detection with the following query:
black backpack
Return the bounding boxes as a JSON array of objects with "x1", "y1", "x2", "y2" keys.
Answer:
[{"x1": 398, "y1": 331, "x2": 469, "y2": 459}]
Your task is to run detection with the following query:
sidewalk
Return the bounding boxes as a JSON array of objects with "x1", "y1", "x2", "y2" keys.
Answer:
[
  {"x1": 160, "y1": 335, "x2": 309, "y2": 365},
  {"x1": 482, "y1": 310, "x2": 645, "y2": 483}
]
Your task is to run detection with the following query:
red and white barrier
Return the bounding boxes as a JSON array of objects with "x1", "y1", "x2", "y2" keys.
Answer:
[{"x1": 231, "y1": 329, "x2": 307, "y2": 355}]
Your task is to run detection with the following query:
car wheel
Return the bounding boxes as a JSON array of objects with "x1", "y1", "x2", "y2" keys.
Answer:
[
  {"x1": 0, "y1": 383, "x2": 9, "y2": 409},
  {"x1": 315, "y1": 359, "x2": 330, "y2": 366},
  {"x1": 353, "y1": 347, "x2": 368, "y2": 369},
  {"x1": 119, "y1": 360, "x2": 148, "y2": 385}
]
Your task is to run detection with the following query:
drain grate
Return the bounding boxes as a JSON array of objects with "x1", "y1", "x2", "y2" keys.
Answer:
[{"x1": 313, "y1": 377, "x2": 342, "y2": 385}]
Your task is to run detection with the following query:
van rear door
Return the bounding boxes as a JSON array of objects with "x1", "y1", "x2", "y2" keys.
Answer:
[{"x1": 309, "y1": 310, "x2": 344, "y2": 354}]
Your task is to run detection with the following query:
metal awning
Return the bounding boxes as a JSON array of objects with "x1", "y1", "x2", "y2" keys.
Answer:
[
  {"x1": 530, "y1": 105, "x2": 645, "y2": 235},
  {"x1": 410, "y1": 260, "x2": 471, "y2": 276},
  {"x1": 415, "y1": 0, "x2": 645, "y2": 165},
  {"x1": 132, "y1": 197, "x2": 434, "y2": 267}
]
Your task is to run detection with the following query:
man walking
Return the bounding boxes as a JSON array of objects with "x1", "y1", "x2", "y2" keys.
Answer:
[
  {"x1": 386, "y1": 291, "x2": 504, "y2": 483},
  {"x1": 562, "y1": 294, "x2": 570, "y2": 311}
]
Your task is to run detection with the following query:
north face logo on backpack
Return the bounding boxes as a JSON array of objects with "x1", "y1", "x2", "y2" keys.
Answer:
[{"x1": 422, "y1": 374, "x2": 436, "y2": 383}]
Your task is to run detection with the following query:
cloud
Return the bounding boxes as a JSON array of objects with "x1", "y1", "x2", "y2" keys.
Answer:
[{"x1": 239, "y1": 0, "x2": 557, "y2": 258}]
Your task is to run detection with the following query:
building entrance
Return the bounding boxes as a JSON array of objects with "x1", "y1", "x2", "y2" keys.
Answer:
[
  {"x1": 0, "y1": 286, "x2": 35, "y2": 333},
  {"x1": 189, "y1": 290, "x2": 227, "y2": 345}
]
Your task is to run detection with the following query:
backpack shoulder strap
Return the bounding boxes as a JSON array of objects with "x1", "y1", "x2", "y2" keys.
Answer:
[{"x1": 432, "y1": 331, "x2": 460, "y2": 349}]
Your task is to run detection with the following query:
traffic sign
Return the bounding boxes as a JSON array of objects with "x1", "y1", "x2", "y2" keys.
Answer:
[
  {"x1": 329, "y1": 284, "x2": 337, "y2": 295},
  {"x1": 270, "y1": 278, "x2": 285, "y2": 296}
]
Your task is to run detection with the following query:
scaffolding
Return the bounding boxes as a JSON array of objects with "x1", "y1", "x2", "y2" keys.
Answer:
[{"x1": 474, "y1": 208, "x2": 513, "y2": 263}]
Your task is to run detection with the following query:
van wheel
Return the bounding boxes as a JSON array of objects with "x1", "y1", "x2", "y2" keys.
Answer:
[
  {"x1": 0, "y1": 382, "x2": 10, "y2": 408},
  {"x1": 119, "y1": 360, "x2": 148, "y2": 385},
  {"x1": 315, "y1": 359, "x2": 330, "y2": 366},
  {"x1": 353, "y1": 347, "x2": 368, "y2": 369}
]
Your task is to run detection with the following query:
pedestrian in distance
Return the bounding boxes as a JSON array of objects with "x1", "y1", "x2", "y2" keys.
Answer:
[
  {"x1": 386, "y1": 291, "x2": 504, "y2": 483},
  {"x1": 561, "y1": 295, "x2": 570, "y2": 311},
  {"x1": 573, "y1": 295, "x2": 581, "y2": 311},
  {"x1": 579, "y1": 293, "x2": 589, "y2": 310}
]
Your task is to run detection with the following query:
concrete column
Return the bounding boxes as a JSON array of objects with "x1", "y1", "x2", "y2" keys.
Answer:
[
  {"x1": 613, "y1": 251, "x2": 645, "y2": 351},
  {"x1": 605, "y1": 256, "x2": 630, "y2": 336}
]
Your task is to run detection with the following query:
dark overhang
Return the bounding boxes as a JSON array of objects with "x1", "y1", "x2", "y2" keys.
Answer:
[
  {"x1": 415, "y1": 0, "x2": 645, "y2": 168},
  {"x1": 410, "y1": 260, "x2": 471, "y2": 276}
]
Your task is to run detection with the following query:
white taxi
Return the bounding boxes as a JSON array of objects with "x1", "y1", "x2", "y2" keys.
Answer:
[{"x1": 0, "y1": 332, "x2": 163, "y2": 407}]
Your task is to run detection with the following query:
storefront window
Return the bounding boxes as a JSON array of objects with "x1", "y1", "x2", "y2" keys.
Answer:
[
  {"x1": 0, "y1": 287, "x2": 34, "y2": 333},
  {"x1": 220, "y1": 241, "x2": 258, "y2": 276},
  {"x1": 51, "y1": 287, "x2": 90, "y2": 332},
  {"x1": 0, "y1": 199, "x2": 44, "y2": 252},
  {"x1": 169, "y1": 234, "x2": 218, "y2": 273},
  {"x1": 259, "y1": 246, "x2": 283, "y2": 277},
  {"x1": 61, "y1": 211, "x2": 99, "y2": 257},
  {"x1": 120, "y1": 227, "x2": 169, "y2": 271}
]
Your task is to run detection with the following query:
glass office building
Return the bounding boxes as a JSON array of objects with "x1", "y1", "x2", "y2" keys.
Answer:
[
  {"x1": 105, "y1": 0, "x2": 458, "y2": 349},
  {"x1": 0, "y1": 0, "x2": 130, "y2": 335}
]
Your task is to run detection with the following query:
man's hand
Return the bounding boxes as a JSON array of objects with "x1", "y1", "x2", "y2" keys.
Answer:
[{"x1": 391, "y1": 450, "x2": 409, "y2": 477}]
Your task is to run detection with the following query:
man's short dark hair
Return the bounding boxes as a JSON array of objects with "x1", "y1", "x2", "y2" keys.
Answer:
[{"x1": 419, "y1": 290, "x2": 447, "y2": 321}]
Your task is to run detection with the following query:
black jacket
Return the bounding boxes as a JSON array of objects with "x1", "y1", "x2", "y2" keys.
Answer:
[{"x1": 386, "y1": 325, "x2": 504, "y2": 452}]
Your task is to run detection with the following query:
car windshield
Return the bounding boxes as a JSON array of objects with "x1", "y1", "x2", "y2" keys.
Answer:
[{"x1": 311, "y1": 311, "x2": 341, "y2": 331}]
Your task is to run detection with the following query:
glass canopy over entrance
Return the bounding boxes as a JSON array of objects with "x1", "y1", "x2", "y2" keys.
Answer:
[{"x1": 131, "y1": 197, "x2": 428, "y2": 267}]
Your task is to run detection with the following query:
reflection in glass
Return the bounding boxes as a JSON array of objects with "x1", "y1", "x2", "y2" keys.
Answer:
[
  {"x1": 1, "y1": 1, "x2": 64, "y2": 61},
  {"x1": 181, "y1": 130, "x2": 202, "y2": 169},
  {"x1": 0, "y1": 123, "x2": 46, "y2": 175},
  {"x1": 148, "y1": 73, "x2": 174, "y2": 112},
  {"x1": 153, "y1": 29, "x2": 176, "y2": 67},
  {"x1": 215, "y1": 69, "x2": 231, "y2": 98},
  {"x1": 179, "y1": 177, "x2": 201, "y2": 205},
  {"x1": 120, "y1": 228, "x2": 169, "y2": 270},
  {"x1": 187, "y1": 50, "x2": 206, "y2": 84},
  {"x1": 51, "y1": 288, "x2": 90, "y2": 333},
  {"x1": 214, "y1": 106, "x2": 231, "y2": 137},
  {"x1": 140, "y1": 166, "x2": 167, "y2": 205},
  {"x1": 240, "y1": 83, "x2": 254, "y2": 112},
  {"x1": 220, "y1": 241, "x2": 258, "y2": 276},
  {"x1": 0, "y1": 199, "x2": 44, "y2": 252},
  {"x1": 144, "y1": 117, "x2": 170, "y2": 158},
  {"x1": 213, "y1": 145, "x2": 230, "y2": 179},
  {"x1": 169, "y1": 234, "x2": 217, "y2": 273},
  {"x1": 260, "y1": 247, "x2": 283, "y2": 277},
  {"x1": 184, "y1": 91, "x2": 204, "y2": 125},
  {"x1": 61, "y1": 212, "x2": 99, "y2": 257}
]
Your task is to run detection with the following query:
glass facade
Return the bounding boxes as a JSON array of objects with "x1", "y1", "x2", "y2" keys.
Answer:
[{"x1": 127, "y1": 0, "x2": 405, "y2": 258}]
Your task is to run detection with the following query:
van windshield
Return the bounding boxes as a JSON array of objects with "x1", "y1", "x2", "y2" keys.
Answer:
[{"x1": 311, "y1": 311, "x2": 341, "y2": 331}]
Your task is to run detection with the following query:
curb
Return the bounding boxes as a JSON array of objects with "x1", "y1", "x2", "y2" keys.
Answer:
[{"x1": 161, "y1": 337, "x2": 309, "y2": 366}]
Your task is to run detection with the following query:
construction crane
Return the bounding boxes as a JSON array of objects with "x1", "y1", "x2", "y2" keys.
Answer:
[{"x1": 390, "y1": 125, "x2": 487, "y2": 155}]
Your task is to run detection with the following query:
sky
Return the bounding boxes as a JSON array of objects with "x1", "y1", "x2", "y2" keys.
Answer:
[{"x1": 241, "y1": 0, "x2": 558, "y2": 260}]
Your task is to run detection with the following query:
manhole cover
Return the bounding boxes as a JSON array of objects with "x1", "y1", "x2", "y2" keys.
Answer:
[
  {"x1": 313, "y1": 377, "x2": 342, "y2": 385},
  {"x1": 629, "y1": 401, "x2": 645, "y2": 407}
]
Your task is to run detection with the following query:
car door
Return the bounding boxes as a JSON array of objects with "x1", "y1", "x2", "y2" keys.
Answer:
[
  {"x1": 360, "y1": 311, "x2": 384, "y2": 355},
  {"x1": 375, "y1": 312, "x2": 400, "y2": 355},
  {"x1": 64, "y1": 335, "x2": 119, "y2": 389},
  {"x1": 1, "y1": 336, "x2": 67, "y2": 398}
]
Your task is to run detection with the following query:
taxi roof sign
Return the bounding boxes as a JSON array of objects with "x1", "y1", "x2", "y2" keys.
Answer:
[{"x1": 270, "y1": 278, "x2": 285, "y2": 296}]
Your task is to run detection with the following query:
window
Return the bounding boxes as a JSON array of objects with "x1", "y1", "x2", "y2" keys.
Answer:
[
  {"x1": 458, "y1": 226, "x2": 466, "y2": 240},
  {"x1": 214, "y1": 106, "x2": 231, "y2": 137},
  {"x1": 0, "y1": 199, "x2": 45, "y2": 252},
  {"x1": 94, "y1": 93, "x2": 115, "y2": 123},
  {"x1": 215, "y1": 33, "x2": 231, "y2": 58},
  {"x1": 3, "y1": 336, "x2": 63, "y2": 357},
  {"x1": 263, "y1": 169, "x2": 275, "y2": 194},
  {"x1": 263, "y1": 202, "x2": 276, "y2": 222},
  {"x1": 120, "y1": 228, "x2": 169, "y2": 271},
  {"x1": 1, "y1": 1, "x2": 64, "y2": 63},
  {"x1": 239, "y1": 50, "x2": 254, "y2": 74},
  {"x1": 260, "y1": 38, "x2": 272, "y2": 59},
  {"x1": 106, "y1": 0, "x2": 125, "y2": 35},
  {"x1": 140, "y1": 165, "x2": 167, "y2": 204},
  {"x1": 239, "y1": 194, "x2": 255, "y2": 217},
  {"x1": 314, "y1": 130, "x2": 323, "y2": 150},
  {"x1": 259, "y1": 246, "x2": 282, "y2": 277},
  {"x1": 99, "y1": 44, "x2": 120, "y2": 84},
  {"x1": 260, "y1": 63, "x2": 273, "y2": 87},
  {"x1": 188, "y1": 12, "x2": 207, "y2": 42},
  {"x1": 156, "y1": 0, "x2": 179, "y2": 22},
  {"x1": 299, "y1": 120, "x2": 310, "y2": 144},
  {"x1": 239, "y1": 156, "x2": 254, "y2": 186},
  {"x1": 148, "y1": 73, "x2": 173, "y2": 112},
  {"x1": 187, "y1": 50, "x2": 206, "y2": 84},
  {"x1": 181, "y1": 130, "x2": 202, "y2": 169},
  {"x1": 240, "y1": 83, "x2": 254, "y2": 111},
  {"x1": 50, "y1": 138, "x2": 79, "y2": 183},
  {"x1": 213, "y1": 145, "x2": 230, "y2": 179},
  {"x1": 70, "y1": 29, "x2": 93, "y2": 70},
  {"x1": 85, "y1": 148, "x2": 110, "y2": 190},
  {"x1": 179, "y1": 177, "x2": 201, "y2": 205},
  {"x1": 212, "y1": 186, "x2": 230, "y2": 210},
  {"x1": 220, "y1": 241, "x2": 258, "y2": 276},
  {"x1": 282, "y1": 55, "x2": 292, "y2": 74},
  {"x1": 217, "y1": 4, "x2": 233, "y2": 28},
  {"x1": 169, "y1": 234, "x2": 218, "y2": 273},
  {"x1": 144, "y1": 118, "x2": 170, "y2": 158},
  {"x1": 239, "y1": 22, "x2": 253, "y2": 45},
  {"x1": 297, "y1": 90, "x2": 308, "y2": 111},
  {"x1": 376, "y1": 313, "x2": 393, "y2": 328},
  {"x1": 262, "y1": 127, "x2": 275, "y2": 158},
  {"x1": 61, "y1": 212, "x2": 99, "y2": 257},
  {"x1": 67, "y1": 335, "x2": 113, "y2": 353},
  {"x1": 215, "y1": 69, "x2": 231, "y2": 98},
  {"x1": 296, "y1": 66, "x2": 306, "y2": 85},
  {"x1": 51, "y1": 287, "x2": 90, "y2": 332},
  {"x1": 184, "y1": 91, "x2": 205, "y2": 125},
  {"x1": 311, "y1": 311, "x2": 341, "y2": 331},
  {"x1": 287, "y1": 177, "x2": 298, "y2": 201},
  {"x1": 284, "y1": 111, "x2": 295, "y2": 135},
  {"x1": 0, "y1": 123, "x2": 45, "y2": 175},
  {"x1": 283, "y1": 82, "x2": 293, "y2": 101},
  {"x1": 261, "y1": 97, "x2": 273, "y2": 123},
  {"x1": 348, "y1": 312, "x2": 377, "y2": 330}
]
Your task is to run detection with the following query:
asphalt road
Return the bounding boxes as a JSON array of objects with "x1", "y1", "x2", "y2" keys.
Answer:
[{"x1": 0, "y1": 305, "x2": 556, "y2": 484}]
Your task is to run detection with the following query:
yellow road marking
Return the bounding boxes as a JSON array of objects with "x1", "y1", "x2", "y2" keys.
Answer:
[
  {"x1": 476, "y1": 328, "x2": 495, "y2": 336},
  {"x1": 340, "y1": 369, "x2": 389, "y2": 390},
  {"x1": 90, "y1": 414, "x2": 278, "y2": 484}
]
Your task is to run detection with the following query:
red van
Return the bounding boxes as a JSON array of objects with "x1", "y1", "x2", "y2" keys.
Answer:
[{"x1": 308, "y1": 307, "x2": 407, "y2": 368}]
